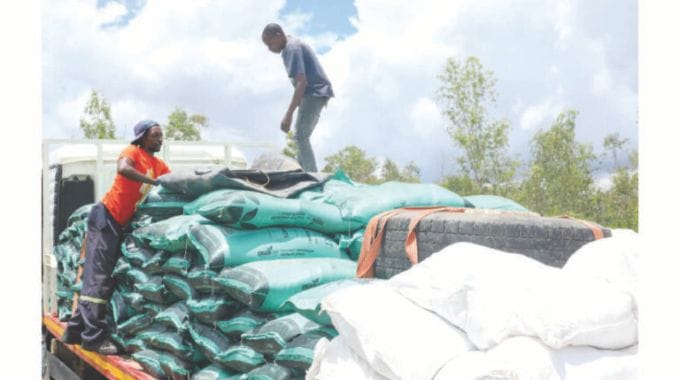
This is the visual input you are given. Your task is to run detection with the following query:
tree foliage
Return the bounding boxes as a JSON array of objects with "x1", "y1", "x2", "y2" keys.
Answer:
[
  {"x1": 517, "y1": 110, "x2": 596, "y2": 217},
  {"x1": 282, "y1": 131, "x2": 299, "y2": 159},
  {"x1": 322, "y1": 146, "x2": 421, "y2": 184},
  {"x1": 80, "y1": 90, "x2": 116, "y2": 139},
  {"x1": 437, "y1": 56, "x2": 517, "y2": 193},
  {"x1": 323, "y1": 146, "x2": 378, "y2": 184},
  {"x1": 382, "y1": 159, "x2": 421, "y2": 183},
  {"x1": 165, "y1": 108, "x2": 208, "y2": 141}
]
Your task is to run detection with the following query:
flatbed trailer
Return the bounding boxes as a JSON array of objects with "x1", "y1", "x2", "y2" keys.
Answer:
[{"x1": 42, "y1": 314, "x2": 155, "y2": 380}]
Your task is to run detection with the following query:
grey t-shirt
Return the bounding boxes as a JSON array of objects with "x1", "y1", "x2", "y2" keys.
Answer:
[{"x1": 281, "y1": 36, "x2": 334, "y2": 98}]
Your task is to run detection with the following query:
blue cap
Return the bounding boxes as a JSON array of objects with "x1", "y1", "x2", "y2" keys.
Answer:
[{"x1": 131, "y1": 119, "x2": 160, "y2": 143}]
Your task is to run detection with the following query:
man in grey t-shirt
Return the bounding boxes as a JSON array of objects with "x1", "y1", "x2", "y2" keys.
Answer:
[{"x1": 262, "y1": 23, "x2": 334, "y2": 172}]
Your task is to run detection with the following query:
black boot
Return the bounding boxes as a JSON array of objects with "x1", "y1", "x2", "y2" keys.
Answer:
[{"x1": 81, "y1": 339, "x2": 120, "y2": 355}]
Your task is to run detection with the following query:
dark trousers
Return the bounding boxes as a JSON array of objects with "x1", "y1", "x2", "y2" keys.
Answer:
[{"x1": 64, "y1": 202, "x2": 123, "y2": 347}]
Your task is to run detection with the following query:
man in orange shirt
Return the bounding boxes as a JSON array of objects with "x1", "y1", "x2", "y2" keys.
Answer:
[{"x1": 61, "y1": 120, "x2": 170, "y2": 355}]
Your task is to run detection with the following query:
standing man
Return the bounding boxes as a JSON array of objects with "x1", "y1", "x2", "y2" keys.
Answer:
[
  {"x1": 61, "y1": 120, "x2": 170, "y2": 355},
  {"x1": 262, "y1": 23, "x2": 334, "y2": 172}
]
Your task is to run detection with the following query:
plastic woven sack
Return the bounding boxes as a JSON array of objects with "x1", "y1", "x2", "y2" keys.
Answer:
[
  {"x1": 318, "y1": 181, "x2": 466, "y2": 224},
  {"x1": 133, "y1": 214, "x2": 210, "y2": 253},
  {"x1": 246, "y1": 363, "x2": 294, "y2": 380},
  {"x1": 186, "y1": 295, "x2": 240, "y2": 323},
  {"x1": 188, "y1": 225, "x2": 347, "y2": 270},
  {"x1": 132, "y1": 349, "x2": 166, "y2": 379},
  {"x1": 186, "y1": 268, "x2": 219, "y2": 294},
  {"x1": 188, "y1": 321, "x2": 232, "y2": 363},
  {"x1": 214, "y1": 345, "x2": 265, "y2": 373},
  {"x1": 148, "y1": 331, "x2": 203, "y2": 363},
  {"x1": 121, "y1": 235, "x2": 155, "y2": 267},
  {"x1": 274, "y1": 327, "x2": 338, "y2": 370},
  {"x1": 163, "y1": 274, "x2": 197, "y2": 301},
  {"x1": 158, "y1": 351, "x2": 193, "y2": 380},
  {"x1": 242, "y1": 313, "x2": 320, "y2": 355},
  {"x1": 213, "y1": 258, "x2": 357, "y2": 312},
  {"x1": 154, "y1": 301, "x2": 191, "y2": 335},
  {"x1": 138, "y1": 186, "x2": 195, "y2": 219},
  {"x1": 135, "y1": 276, "x2": 181, "y2": 305},
  {"x1": 117, "y1": 313, "x2": 154, "y2": 337},
  {"x1": 190, "y1": 364, "x2": 244, "y2": 380},
  {"x1": 463, "y1": 194, "x2": 530, "y2": 212},
  {"x1": 194, "y1": 190, "x2": 356, "y2": 234},
  {"x1": 279, "y1": 279, "x2": 370, "y2": 325},
  {"x1": 216, "y1": 310, "x2": 271, "y2": 341}
]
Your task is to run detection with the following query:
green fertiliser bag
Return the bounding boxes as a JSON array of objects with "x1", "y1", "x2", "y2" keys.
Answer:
[
  {"x1": 148, "y1": 331, "x2": 203, "y2": 363},
  {"x1": 186, "y1": 295, "x2": 240, "y2": 324},
  {"x1": 111, "y1": 258, "x2": 133, "y2": 282},
  {"x1": 154, "y1": 301, "x2": 191, "y2": 335},
  {"x1": 463, "y1": 194, "x2": 531, "y2": 212},
  {"x1": 121, "y1": 291, "x2": 147, "y2": 313},
  {"x1": 194, "y1": 190, "x2": 357, "y2": 234},
  {"x1": 274, "y1": 328, "x2": 338, "y2": 370},
  {"x1": 110, "y1": 290, "x2": 137, "y2": 325},
  {"x1": 216, "y1": 310, "x2": 271, "y2": 341},
  {"x1": 123, "y1": 267, "x2": 151, "y2": 286},
  {"x1": 133, "y1": 214, "x2": 210, "y2": 253},
  {"x1": 214, "y1": 345, "x2": 265, "y2": 373},
  {"x1": 183, "y1": 189, "x2": 238, "y2": 215},
  {"x1": 66, "y1": 203, "x2": 94, "y2": 226},
  {"x1": 246, "y1": 363, "x2": 294, "y2": 380},
  {"x1": 188, "y1": 225, "x2": 347, "y2": 270},
  {"x1": 320, "y1": 181, "x2": 466, "y2": 224},
  {"x1": 241, "y1": 313, "x2": 321, "y2": 355},
  {"x1": 142, "y1": 303, "x2": 164, "y2": 317},
  {"x1": 188, "y1": 322, "x2": 231, "y2": 362},
  {"x1": 279, "y1": 279, "x2": 370, "y2": 325},
  {"x1": 164, "y1": 274, "x2": 197, "y2": 301},
  {"x1": 121, "y1": 235, "x2": 155, "y2": 267},
  {"x1": 186, "y1": 268, "x2": 219, "y2": 294},
  {"x1": 336, "y1": 229, "x2": 365, "y2": 261},
  {"x1": 212, "y1": 258, "x2": 357, "y2": 312},
  {"x1": 138, "y1": 186, "x2": 195, "y2": 219},
  {"x1": 135, "y1": 323, "x2": 170, "y2": 343},
  {"x1": 123, "y1": 336, "x2": 148, "y2": 353},
  {"x1": 135, "y1": 276, "x2": 181, "y2": 305},
  {"x1": 117, "y1": 313, "x2": 154, "y2": 337},
  {"x1": 190, "y1": 364, "x2": 244, "y2": 380},
  {"x1": 132, "y1": 349, "x2": 167, "y2": 379},
  {"x1": 141, "y1": 250, "x2": 172, "y2": 274},
  {"x1": 159, "y1": 253, "x2": 194, "y2": 277},
  {"x1": 158, "y1": 351, "x2": 193, "y2": 380}
]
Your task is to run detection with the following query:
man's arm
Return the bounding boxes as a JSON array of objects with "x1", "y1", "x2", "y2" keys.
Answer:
[
  {"x1": 281, "y1": 73, "x2": 307, "y2": 133},
  {"x1": 117, "y1": 157, "x2": 159, "y2": 185}
]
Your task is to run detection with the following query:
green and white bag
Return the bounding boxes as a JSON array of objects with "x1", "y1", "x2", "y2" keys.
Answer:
[{"x1": 213, "y1": 258, "x2": 357, "y2": 312}]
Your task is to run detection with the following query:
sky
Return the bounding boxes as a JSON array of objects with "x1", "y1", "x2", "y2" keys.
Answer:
[{"x1": 42, "y1": 0, "x2": 637, "y2": 183}]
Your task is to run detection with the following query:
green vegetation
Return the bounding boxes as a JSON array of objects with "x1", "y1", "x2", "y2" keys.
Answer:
[{"x1": 80, "y1": 90, "x2": 116, "y2": 139}]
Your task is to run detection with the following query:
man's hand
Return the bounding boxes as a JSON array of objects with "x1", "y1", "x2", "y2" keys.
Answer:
[{"x1": 280, "y1": 112, "x2": 293, "y2": 133}]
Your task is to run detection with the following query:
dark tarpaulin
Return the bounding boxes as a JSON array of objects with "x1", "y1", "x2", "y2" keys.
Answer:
[{"x1": 157, "y1": 166, "x2": 332, "y2": 198}]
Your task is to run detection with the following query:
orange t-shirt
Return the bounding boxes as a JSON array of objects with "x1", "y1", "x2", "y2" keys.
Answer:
[{"x1": 101, "y1": 145, "x2": 170, "y2": 225}]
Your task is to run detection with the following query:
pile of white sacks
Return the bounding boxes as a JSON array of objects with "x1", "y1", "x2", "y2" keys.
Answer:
[{"x1": 307, "y1": 229, "x2": 639, "y2": 379}]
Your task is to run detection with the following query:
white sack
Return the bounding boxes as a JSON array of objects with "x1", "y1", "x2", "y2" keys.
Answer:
[
  {"x1": 306, "y1": 336, "x2": 388, "y2": 380},
  {"x1": 434, "y1": 337, "x2": 559, "y2": 380},
  {"x1": 434, "y1": 336, "x2": 638, "y2": 380},
  {"x1": 321, "y1": 282, "x2": 474, "y2": 380},
  {"x1": 563, "y1": 231, "x2": 640, "y2": 303},
  {"x1": 389, "y1": 242, "x2": 637, "y2": 350}
]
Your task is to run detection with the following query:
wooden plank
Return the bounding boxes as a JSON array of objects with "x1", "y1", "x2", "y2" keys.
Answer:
[{"x1": 43, "y1": 314, "x2": 156, "y2": 380}]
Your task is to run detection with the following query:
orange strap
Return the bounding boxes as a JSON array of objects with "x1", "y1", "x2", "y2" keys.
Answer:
[
  {"x1": 558, "y1": 215, "x2": 606, "y2": 240},
  {"x1": 356, "y1": 207, "x2": 467, "y2": 278},
  {"x1": 356, "y1": 209, "x2": 405, "y2": 278},
  {"x1": 404, "y1": 207, "x2": 467, "y2": 264}
]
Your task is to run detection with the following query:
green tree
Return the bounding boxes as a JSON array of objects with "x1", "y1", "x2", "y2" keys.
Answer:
[
  {"x1": 323, "y1": 146, "x2": 378, "y2": 184},
  {"x1": 79, "y1": 90, "x2": 116, "y2": 139},
  {"x1": 603, "y1": 132, "x2": 629, "y2": 169},
  {"x1": 518, "y1": 109, "x2": 596, "y2": 217},
  {"x1": 282, "y1": 131, "x2": 299, "y2": 159},
  {"x1": 165, "y1": 108, "x2": 208, "y2": 141},
  {"x1": 436, "y1": 56, "x2": 518, "y2": 193},
  {"x1": 381, "y1": 159, "x2": 421, "y2": 183},
  {"x1": 591, "y1": 146, "x2": 638, "y2": 230}
]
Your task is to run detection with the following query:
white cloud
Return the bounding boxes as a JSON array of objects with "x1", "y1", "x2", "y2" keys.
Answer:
[{"x1": 520, "y1": 97, "x2": 563, "y2": 131}]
